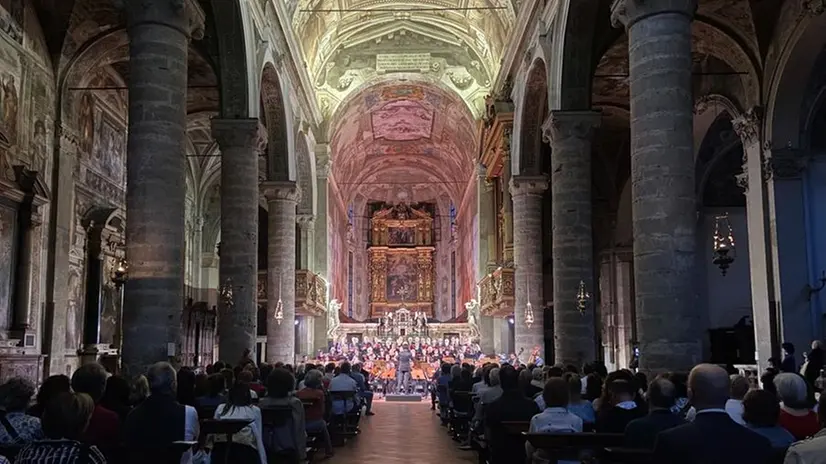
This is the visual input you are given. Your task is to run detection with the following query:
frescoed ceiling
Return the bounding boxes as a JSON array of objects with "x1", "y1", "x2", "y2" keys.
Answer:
[
  {"x1": 290, "y1": 0, "x2": 516, "y2": 119},
  {"x1": 330, "y1": 81, "x2": 478, "y2": 204}
]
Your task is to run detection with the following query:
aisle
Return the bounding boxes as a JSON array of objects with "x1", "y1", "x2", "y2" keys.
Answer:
[{"x1": 330, "y1": 401, "x2": 477, "y2": 463}]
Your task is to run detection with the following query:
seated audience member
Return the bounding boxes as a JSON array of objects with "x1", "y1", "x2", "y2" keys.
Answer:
[
  {"x1": 15, "y1": 392, "x2": 107, "y2": 463},
  {"x1": 296, "y1": 369, "x2": 334, "y2": 457},
  {"x1": 583, "y1": 372, "x2": 603, "y2": 403},
  {"x1": 100, "y1": 375, "x2": 132, "y2": 421},
  {"x1": 624, "y1": 378, "x2": 685, "y2": 449},
  {"x1": 195, "y1": 374, "x2": 227, "y2": 408},
  {"x1": 741, "y1": 389, "x2": 795, "y2": 450},
  {"x1": 248, "y1": 368, "x2": 266, "y2": 396},
  {"x1": 527, "y1": 377, "x2": 583, "y2": 464},
  {"x1": 565, "y1": 374, "x2": 596, "y2": 426},
  {"x1": 596, "y1": 379, "x2": 645, "y2": 433},
  {"x1": 322, "y1": 363, "x2": 336, "y2": 389},
  {"x1": 27, "y1": 375, "x2": 70, "y2": 419},
  {"x1": 328, "y1": 362, "x2": 359, "y2": 415},
  {"x1": 784, "y1": 393, "x2": 826, "y2": 463},
  {"x1": 0, "y1": 378, "x2": 43, "y2": 444},
  {"x1": 653, "y1": 364, "x2": 772, "y2": 464},
  {"x1": 71, "y1": 363, "x2": 120, "y2": 447},
  {"x1": 123, "y1": 362, "x2": 199, "y2": 463},
  {"x1": 726, "y1": 374, "x2": 749, "y2": 425},
  {"x1": 130, "y1": 375, "x2": 150, "y2": 406},
  {"x1": 775, "y1": 373, "x2": 820, "y2": 440},
  {"x1": 176, "y1": 368, "x2": 197, "y2": 407},
  {"x1": 485, "y1": 365, "x2": 541, "y2": 464},
  {"x1": 474, "y1": 367, "x2": 503, "y2": 423},
  {"x1": 781, "y1": 343, "x2": 797, "y2": 374},
  {"x1": 214, "y1": 383, "x2": 267, "y2": 464},
  {"x1": 258, "y1": 368, "x2": 306, "y2": 462},
  {"x1": 519, "y1": 368, "x2": 541, "y2": 399},
  {"x1": 237, "y1": 370, "x2": 259, "y2": 399},
  {"x1": 351, "y1": 364, "x2": 374, "y2": 416}
]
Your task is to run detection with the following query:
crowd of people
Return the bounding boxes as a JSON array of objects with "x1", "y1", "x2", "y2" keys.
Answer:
[
  {"x1": 0, "y1": 349, "x2": 377, "y2": 464},
  {"x1": 431, "y1": 340, "x2": 826, "y2": 464}
]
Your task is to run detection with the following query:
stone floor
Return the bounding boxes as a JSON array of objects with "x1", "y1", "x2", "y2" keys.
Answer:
[{"x1": 330, "y1": 400, "x2": 477, "y2": 463}]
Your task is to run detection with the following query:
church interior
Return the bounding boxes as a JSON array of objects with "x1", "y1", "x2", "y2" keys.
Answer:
[{"x1": 0, "y1": 0, "x2": 824, "y2": 435}]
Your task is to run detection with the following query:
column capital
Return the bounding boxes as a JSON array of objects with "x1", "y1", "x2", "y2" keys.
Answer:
[
  {"x1": 212, "y1": 118, "x2": 267, "y2": 154},
  {"x1": 509, "y1": 175, "x2": 548, "y2": 197},
  {"x1": 763, "y1": 148, "x2": 807, "y2": 181},
  {"x1": 261, "y1": 181, "x2": 300, "y2": 203},
  {"x1": 542, "y1": 110, "x2": 602, "y2": 146},
  {"x1": 121, "y1": 0, "x2": 205, "y2": 39},
  {"x1": 610, "y1": 0, "x2": 697, "y2": 28},
  {"x1": 296, "y1": 214, "x2": 316, "y2": 228},
  {"x1": 316, "y1": 158, "x2": 331, "y2": 179},
  {"x1": 732, "y1": 107, "x2": 763, "y2": 147}
]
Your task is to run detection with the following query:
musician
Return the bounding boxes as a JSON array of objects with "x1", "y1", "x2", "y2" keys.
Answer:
[{"x1": 397, "y1": 344, "x2": 414, "y2": 394}]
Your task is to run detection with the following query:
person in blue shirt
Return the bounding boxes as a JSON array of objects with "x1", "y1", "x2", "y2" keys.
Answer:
[{"x1": 436, "y1": 363, "x2": 452, "y2": 424}]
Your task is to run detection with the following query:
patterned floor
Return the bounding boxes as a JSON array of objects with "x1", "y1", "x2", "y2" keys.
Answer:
[{"x1": 330, "y1": 401, "x2": 477, "y2": 463}]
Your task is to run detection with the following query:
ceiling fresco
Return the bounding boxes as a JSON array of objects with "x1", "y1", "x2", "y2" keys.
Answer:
[
  {"x1": 290, "y1": 0, "x2": 516, "y2": 118},
  {"x1": 330, "y1": 82, "x2": 477, "y2": 204}
]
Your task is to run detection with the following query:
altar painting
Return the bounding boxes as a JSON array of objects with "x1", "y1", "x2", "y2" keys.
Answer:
[
  {"x1": 386, "y1": 253, "x2": 418, "y2": 302},
  {"x1": 388, "y1": 226, "x2": 414, "y2": 246}
]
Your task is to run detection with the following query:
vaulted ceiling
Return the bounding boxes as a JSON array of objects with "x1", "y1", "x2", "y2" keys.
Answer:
[{"x1": 290, "y1": 0, "x2": 516, "y2": 119}]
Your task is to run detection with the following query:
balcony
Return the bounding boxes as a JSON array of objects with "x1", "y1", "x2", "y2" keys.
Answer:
[
  {"x1": 478, "y1": 266, "x2": 515, "y2": 317},
  {"x1": 256, "y1": 270, "x2": 328, "y2": 317}
]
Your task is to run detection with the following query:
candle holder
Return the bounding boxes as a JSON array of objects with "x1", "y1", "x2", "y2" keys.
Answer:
[{"x1": 712, "y1": 213, "x2": 736, "y2": 276}]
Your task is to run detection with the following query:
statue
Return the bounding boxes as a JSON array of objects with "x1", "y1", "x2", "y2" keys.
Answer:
[
  {"x1": 465, "y1": 299, "x2": 481, "y2": 340},
  {"x1": 327, "y1": 299, "x2": 342, "y2": 340}
]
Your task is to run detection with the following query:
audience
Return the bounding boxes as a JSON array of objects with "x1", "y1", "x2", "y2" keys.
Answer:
[
  {"x1": 195, "y1": 373, "x2": 227, "y2": 408},
  {"x1": 130, "y1": 375, "x2": 150, "y2": 406},
  {"x1": 296, "y1": 369, "x2": 334, "y2": 458},
  {"x1": 258, "y1": 368, "x2": 307, "y2": 462},
  {"x1": 775, "y1": 373, "x2": 820, "y2": 440},
  {"x1": 564, "y1": 374, "x2": 596, "y2": 427},
  {"x1": 741, "y1": 388, "x2": 795, "y2": 450},
  {"x1": 26, "y1": 375, "x2": 70, "y2": 419},
  {"x1": 213, "y1": 382, "x2": 267, "y2": 464},
  {"x1": 781, "y1": 343, "x2": 797, "y2": 374},
  {"x1": 15, "y1": 392, "x2": 107, "y2": 463},
  {"x1": 100, "y1": 375, "x2": 132, "y2": 421},
  {"x1": 624, "y1": 377, "x2": 685, "y2": 449},
  {"x1": 595, "y1": 379, "x2": 644, "y2": 433},
  {"x1": 725, "y1": 374, "x2": 749, "y2": 425},
  {"x1": 485, "y1": 365, "x2": 540, "y2": 464},
  {"x1": 70, "y1": 363, "x2": 120, "y2": 448},
  {"x1": 328, "y1": 362, "x2": 359, "y2": 416},
  {"x1": 653, "y1": 364, "x2": 772, "y2": 464},
  {"x1": 350, "y1": 364, "x2": 374, "y2": 416},
  {"x1": 0, "y1": 378, "x2": 43, "y2": 444},
  {"x1": 784, "y1": 393, "x2": 826, "y2": 463},
  {"x1": 527, "y1": 377, "x2": 583, "y2": 464}
]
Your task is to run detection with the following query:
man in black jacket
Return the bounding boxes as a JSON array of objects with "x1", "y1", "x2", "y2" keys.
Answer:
[
  {"x1": 624, "y1": 377, "x2": 685, "y2": 449},
  {"x1": 484, "y1": 365, "x2": 540, "y2": 464},
  {"x1": 653, "y1": 364, "x2": 772, "y2": 464}
]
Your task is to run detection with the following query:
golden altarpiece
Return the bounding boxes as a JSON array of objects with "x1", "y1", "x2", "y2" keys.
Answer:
[{"x1": 368, "y1": 203, "x2": 435, "y2": 318}]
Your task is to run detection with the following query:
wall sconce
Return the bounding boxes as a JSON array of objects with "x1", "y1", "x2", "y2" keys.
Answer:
[
  {"x1": 576, "y1": 280, "x2": 591, "y2": 313},
  {"x1": 110, "y1": 258, "x2": 128, "y2": 289},
  {"x1": 712, "y1": 213, "x2": 736, "y2": 276},
  {"x1": 524, "y1": 276, "x2": 534, "y2": 328},
  {"x1": 219, "y1": 278, "x2": 234, "y2": 308},
  {"x1": 274, "y1": 273, "x2": 284, "y2": 325},
  {"x1": 808, "y1": 271, "x2": 826, "y2": 301}
]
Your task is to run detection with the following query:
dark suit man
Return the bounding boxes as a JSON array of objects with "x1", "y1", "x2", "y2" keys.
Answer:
[
  {"x1": 485, "y1": 365, "x2": 540, "y2": 464},
  {"x1": 653, "y1": 364, "x2": 773, "y2": 464},
  {"x1": 625, "y1": 377, "x2": 686, "y2": 449}
]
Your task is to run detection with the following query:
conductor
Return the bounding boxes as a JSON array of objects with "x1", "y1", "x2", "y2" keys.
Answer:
[{"x1": 397, "y1": 344, "x2": 413, "y2": 394}]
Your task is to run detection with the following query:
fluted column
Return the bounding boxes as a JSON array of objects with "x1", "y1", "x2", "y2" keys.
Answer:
[
  {"x1": 261, "y1": 181, "x2": 299, "y2": 364},
  {"x1": 612, "y1": 0, "x2": 700, "y2": 372},
  {"x1": 122, "y1": 0, "x2": 196, "y2": 375},
  {"x1": 213, "y1": 118, "x2": 265, "y2": 362},
  {"x1": 511, "y1": 175, "x2": 549, "y2": 358},
  {"x1": 543, "y1": 111, "x2": 601, "y2": 366}
]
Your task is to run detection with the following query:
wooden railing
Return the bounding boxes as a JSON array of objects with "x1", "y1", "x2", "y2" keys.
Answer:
[
  {"x1": 295, "y1": 269, "x2": 328, "y2": 317},
  {"x1": 478, "y1": 266, "x2": 515, "y2": 317}
]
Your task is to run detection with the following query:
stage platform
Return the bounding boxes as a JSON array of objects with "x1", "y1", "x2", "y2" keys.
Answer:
[{"x1": 385, "y1": 394, "x2": 423, "y2": 403}]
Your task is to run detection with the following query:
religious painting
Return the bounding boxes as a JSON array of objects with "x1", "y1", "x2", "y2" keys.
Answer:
[
  {"x1": 371, "y1": 100, "x2": 434, "y2": 141},
  {"x1": 385, "y1": 253, "x2": 418, "y2": 302},
  {"x1": 387, "y1": 227, "x2": 415, "y2": 246},
  {"x1": 30, "y1": 120, "x2": 47, "y2": 174},
  {"x1": 78, "y1": 94, "x2": 94, "y2": 155},
  {"x1": 0, "y1": 73, "x2": 18, "y2": 144},
  {"x1": 0, "y1": 204, "x2": 16, "y2": 330},
  {"x1": 94, "y1": 116, "x2": 125, "y2": 181},
  {"x1": 65, "y1": 271, "x2": 82, "y2": 350}
]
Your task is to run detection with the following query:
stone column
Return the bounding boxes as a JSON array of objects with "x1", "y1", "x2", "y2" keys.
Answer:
[
  {"x1": 313, "y1": 152, "x2": 330, "y2": 352},
  {"x1": 510, "y1": 175, "x2": 549, "y2": 358},
  {"x1": 501, "y1": 152, "x2": 515, "y2": 265},
  {"x1": 12, "y1": 203, "x2": 39, "y2": 333},
  {"x1": 212, "y1": 118, "x2": 264, "y2": 363},
  {"x1": 543, "y1": 111, "x2": 601, "y2": 366},
  {"x1": 122, "y1": 0, "x2": 199, "y2": 374},
  {"x1": 261, "y1": 181, "x2": 299, "y2": 364},
  {"x1": 493, "y1": 317, "x2": 503, "y2": 354},
  {"x1": 297, "y1": 215, "x2": 316, "y2": 271},
  {"x1": 477, "y1": 165, "x2": 496, "y2": 353},
  {"x1": 612, "y1": 0, "x2": 700, "y2": 372}
]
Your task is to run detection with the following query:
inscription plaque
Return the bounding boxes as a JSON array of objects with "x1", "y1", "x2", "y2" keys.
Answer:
[{"x1": 375, "y1": 53, "x2": 431, "y2": 72}]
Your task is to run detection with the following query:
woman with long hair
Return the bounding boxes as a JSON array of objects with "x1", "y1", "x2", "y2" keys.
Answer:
[{"x1": 214, "y1": 383, "x2": 267, "y2": 464}]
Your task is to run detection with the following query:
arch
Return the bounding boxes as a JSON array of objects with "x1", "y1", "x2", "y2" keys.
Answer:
[
  {"x1": 693, "y1": 93, "x2": 743, "y2": 158},
  {"x1": 552, "y1": 0, "x2": 602, "y2": 111},
  {"x1": 295, "y1": 131, "x2": 316, "y2": 216},
  {"x1": 211, "y1": 0, "x2": 252, "y2": 119},
  {"x1": 766, "y1": 12, "x2": 826, "y2": 148},
  {"x1": 260, "y1": 63, "x2": 294, "y2": 181},
  {"x1": 516, "y1": 59, "x2": 548, "y2": 176}
]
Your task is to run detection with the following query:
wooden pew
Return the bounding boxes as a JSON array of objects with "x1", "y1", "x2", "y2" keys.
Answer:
[
  {"x1": 524, "y1": 432, "x2": 625, "y2": 464},
  {"x1": 201, "y1": 418, "x2": 253, "y2": 464},
  {"x1": 600, "y1": 447, "x2": 654, "y2": 464}
]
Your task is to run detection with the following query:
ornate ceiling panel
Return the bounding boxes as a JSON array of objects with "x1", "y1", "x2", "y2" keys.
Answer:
[{"x1": 290, "y1": 0, "x2": 515, "y2": 118}]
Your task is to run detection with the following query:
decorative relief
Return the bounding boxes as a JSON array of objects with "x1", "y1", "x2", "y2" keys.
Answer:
[
  {"x1": 509, "y1": 175, "x2": 549, "y2": 197},
  {"x1": 763, "y1": 148, "x2": 807, "y2": 180},
  {"x1": 543, "y1": 111, "x2": 602, "y2": 147},
  {"x1": 732, "y1": 107, "x2": 763, "y2": 147},
  {"x1": 260, "y1": 181, "x2": 300, "y2": 203}
]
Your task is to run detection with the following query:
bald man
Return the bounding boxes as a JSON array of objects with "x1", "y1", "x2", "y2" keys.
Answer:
[{"x1": 652, "y1": 364, "x2": 773, "y2": 464}]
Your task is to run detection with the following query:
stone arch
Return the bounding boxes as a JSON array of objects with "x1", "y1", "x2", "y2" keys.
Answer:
[
  {"x1": 766, "y1": 11, "x2": 826, "y2": 148},
  {"x1": 693, "y1": 93, "x2": 743, "y2": 158},
  {"x1": 295, "y1": 131, "x2": 316, "y2": 216},
  {"x1": 691, "y1": 19, "x2": 760, "y2": 110},
  {"x1": 260, "y1": 63, "x2": 294, "y2": 181},
  {"x1": 211, "y1": 0, "x2": 251, "y2": 119},
  {"x1": 553, "y1": 0, "x2": 602, "y2": 111},
  {"x1": 516, "y1": 59, "x2": 548, "y2": 176},
  {"x1": 695, "y1": 114, "x2": 744, "y2": 208}
]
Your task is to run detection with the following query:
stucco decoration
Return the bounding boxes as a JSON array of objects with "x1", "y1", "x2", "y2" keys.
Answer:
[{"x1": 291, "y1": 0, "x2": 515, "y2": 117}]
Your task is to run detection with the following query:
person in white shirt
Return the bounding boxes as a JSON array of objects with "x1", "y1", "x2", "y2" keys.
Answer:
[
  {"x1": 214, "y1": 383, "x2": 267, "y2": 464},
  {"x1": 527, "y1": 377, "x2": 583, "y2": 464}
]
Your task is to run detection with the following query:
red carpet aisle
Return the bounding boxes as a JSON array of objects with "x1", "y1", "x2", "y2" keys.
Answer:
[{"x1": 330, "y1": 402, "x2": 476, "y2": 463}]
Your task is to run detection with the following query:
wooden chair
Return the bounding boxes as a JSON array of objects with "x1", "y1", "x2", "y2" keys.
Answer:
[
  {"x1": 260, "y1": 405, "x2": 312, "y2": 464},
  {"x1": 328, "y1": 391, "x2": 360, "y2": 442},
  {"x1": 600, "y1": 447, "x2": 654, "y2": 464},
  {"x1": 201, "y1": 418, "x2": 254, "y2": 464},
  {"x1": 524, "y1": 432, "x2": 625, "y2": 464}
]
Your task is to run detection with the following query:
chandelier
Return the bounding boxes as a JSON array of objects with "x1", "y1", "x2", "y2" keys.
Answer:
[
  {"x1": 524, "y1": 275, "x2": 534, "y2": 329},
  {"x1": 712, "y1": 213, "x2": 736, "y2": 276},
  {"x1": 219, "y1": 278, "x2": 234, "y2": 308},
  {"x1": 274, "y1": 273, "x2": 284, "y2": 325},
  {"x1": 576, "y1": 280, "x2": 591, "y2": 312}
]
